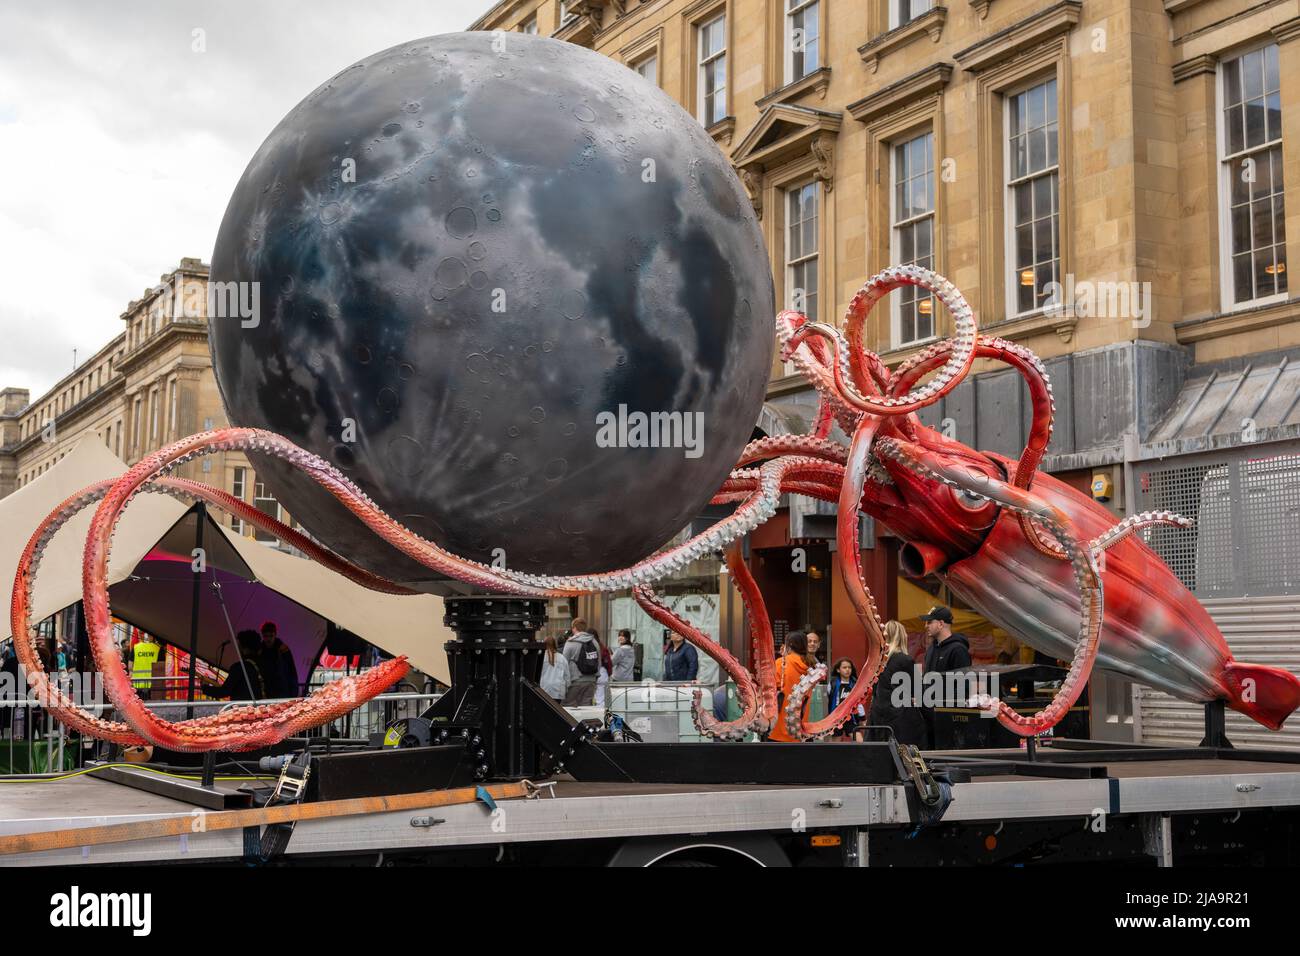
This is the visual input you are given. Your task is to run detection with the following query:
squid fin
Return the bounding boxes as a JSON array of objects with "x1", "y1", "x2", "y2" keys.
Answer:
[{"x1": 1223, "y1": 661, "x2": 1300, "y2": 731}]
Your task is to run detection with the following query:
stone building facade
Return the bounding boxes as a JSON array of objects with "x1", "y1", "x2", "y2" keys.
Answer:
[
  {"x1": 471, "y1": 0, "x2": 1300, "y2": 742},
  {"x1": 0, "y1": 259, "x2": 289, "y2": 545}
]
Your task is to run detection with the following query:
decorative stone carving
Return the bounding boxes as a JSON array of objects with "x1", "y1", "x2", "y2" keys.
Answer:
[
  {"x1": 810, "y1": 134, "x2": 834, "y2": 192},
  {"x1": 738, "y1": 166, "x2": 764, "y2": 219}
]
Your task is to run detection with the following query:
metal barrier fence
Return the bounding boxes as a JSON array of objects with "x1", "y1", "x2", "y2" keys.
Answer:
[
  {"x1": 0, "y1": 669, "x2": 442, "y2": 772},
  {"x1": 1, "y1": 672, "x2": 831, "y2": 769},
  {"x1": 605, "y1": 681, "x2": 722, "y2": 742}
]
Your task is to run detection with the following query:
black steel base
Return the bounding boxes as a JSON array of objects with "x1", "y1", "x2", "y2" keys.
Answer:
[
  {"x1": 306, "y1": 744, "x2": 469, "y2": 801},
  {"x1": 414, "y1": 594, "x2": 912, "y2": 788}
]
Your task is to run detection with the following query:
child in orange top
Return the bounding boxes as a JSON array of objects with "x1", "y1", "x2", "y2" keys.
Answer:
[{"x1": 768, "y1": 631, "x2": 815, "y2": 742}]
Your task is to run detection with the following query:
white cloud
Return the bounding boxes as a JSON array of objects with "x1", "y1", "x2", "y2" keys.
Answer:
[{"x1": 0, "y1": 0, "x2": 492, "y2": 397}]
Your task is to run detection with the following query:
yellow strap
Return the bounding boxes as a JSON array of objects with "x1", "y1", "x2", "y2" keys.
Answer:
[{"x1": 0, "y1": 781, "x2": 530, "y2": 857}]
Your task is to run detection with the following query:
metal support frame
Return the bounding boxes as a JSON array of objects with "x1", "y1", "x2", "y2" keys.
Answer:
[
  {"x1": 1200, "y1": 699, "x2": 1233, "y2": 748},
  {"x1": 1141, "y1": 813, "x2": 1174, "y2": 867}
]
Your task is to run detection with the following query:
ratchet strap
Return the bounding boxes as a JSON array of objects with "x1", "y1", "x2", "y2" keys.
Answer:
[{"x1": 0, "y1": 781, "x2": 530, "y2": 858}]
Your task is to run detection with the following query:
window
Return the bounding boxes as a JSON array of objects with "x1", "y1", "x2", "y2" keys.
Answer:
[
  {"x1": 148, "y1": 388, "x2": 159, "y2": 444},
  {"x1": 697, "y1": 14, "x2": 727, "y2": 127},
  {"x1": 520, "y1": 14, "x2": 538, "y2": 34},
  {"x1": 1219, "y1": 43, "x2": 1286, "y2": 307},
  {"x1": 785, "y1": 181, "x2": 820, "y2": 322},
  {"x1": 786, "y1": 0, "x2": 820, "y2": 83},
  {"x1": 131, "y1": 397, "x2": 142, "y2": 454},
  {"x1": 890, "y1": 0, "x2": 931, "y2": 29},
  {"x1": 168, "y1": 379, "x2": 178, "y2": 438},
  {"x1": 1005, "y1": 77, "x2": 1059, "y2": 316},
  {"x1": 892, "y1": 131, "x2": 936, "y2": 346},
  {"x1": 559, "y1": 1, "x2": 575, "y2": 25},
  {"x1": 634, "y1": 54, "x2": 658, "y2": 87},
  {"x1": 253, "y1": 479, "x2": 282, "y2": 543},
  {"x1": 115, "y1": 420, "x2": 122, "y2": 458},
  {"x1": 231, "y1": 466, "x2": 247, "y2": 534}
]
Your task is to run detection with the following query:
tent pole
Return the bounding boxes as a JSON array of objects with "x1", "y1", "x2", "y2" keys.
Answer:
[{"x1": 186, "y1": 503, "x2": 206, "y2": 720}]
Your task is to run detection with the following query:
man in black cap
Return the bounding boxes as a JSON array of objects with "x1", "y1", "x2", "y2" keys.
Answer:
[
  {"x1": 921, "y1": 606, "x2": 970, "y2": 674},
  {"x1": 920, "y1": 605, "x2": 971, "y2": 748}
]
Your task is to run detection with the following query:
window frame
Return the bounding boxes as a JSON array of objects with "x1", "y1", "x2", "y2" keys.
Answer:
[
  {"x1": 890, "y1": 129, "x2": 938, "y2": 349},
  {"x1": 783, "y1": 179, "x2": 822, "y2": 377},
  {"x1": 1215, "y1": 39, "x2": 1287, "y2": 313},
  {"x1": 252, "y1": 478, "x2": 283, "y2": 544},
  {"x1": 889, "y1": 0, "x2": 932, "y2": 31},
  {"x1": 697, "y1": 12, "x2": 728, "y2": 127},
  {"x1": 1002, "y1": 75, "x2": 1061, "y2": 320},
  {"x1": 167, "y1": 378, "x2": 178, "y2": 440},
  {"x1": 231, "y1": 466, "x2": 247, "y2": 534},
  {"x1": 784, "y1": 180, "x2": 821, "y2": 317},
  {"x1": 131, "y1": 396, "x2": 142, "y2": 455},
  {"x1": 785, "y1": 0, "x2": 820, "y2": 86},
  {"x1": 633, "y1": 51, "x2": 659, "y2": 87}
]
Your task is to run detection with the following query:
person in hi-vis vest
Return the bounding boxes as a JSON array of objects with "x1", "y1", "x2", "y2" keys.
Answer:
[{"x1": 131, "y1": 638, "x2": 160, "y2": 699}]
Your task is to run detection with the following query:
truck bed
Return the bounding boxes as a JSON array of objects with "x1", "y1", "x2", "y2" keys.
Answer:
[{"x1": 4, "y1": 748, "x2": 1300, "y2": 865}]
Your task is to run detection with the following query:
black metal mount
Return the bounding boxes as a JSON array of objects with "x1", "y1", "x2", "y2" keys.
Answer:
[{"x1": 1200, "y1": 699, "x2": 1233, "y2": 749}]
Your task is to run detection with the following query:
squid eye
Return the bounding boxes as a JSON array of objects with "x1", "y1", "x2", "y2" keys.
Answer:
[{"x1": 952, "y1": 486, "x2": 989, "y2": 511}]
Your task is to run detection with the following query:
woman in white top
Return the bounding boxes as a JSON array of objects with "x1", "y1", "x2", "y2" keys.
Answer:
[{"x1": 539, "y1": 636, "x2": 570, "y2": 703}]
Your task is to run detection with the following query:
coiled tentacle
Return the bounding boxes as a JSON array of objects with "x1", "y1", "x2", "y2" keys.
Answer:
[{"x1": 13, "y1": 476, "x2": 410, "y2": 749}]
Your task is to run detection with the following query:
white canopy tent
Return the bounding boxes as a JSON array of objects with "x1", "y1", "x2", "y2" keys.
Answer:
[{"x1": 0, "y1": 438, "x2": 451, "y2": 683}]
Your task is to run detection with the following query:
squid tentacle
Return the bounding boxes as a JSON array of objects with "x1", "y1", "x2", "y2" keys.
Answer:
[
  {"x1": 735, "y1": 434, "x2": 849, "y2": 467},
  {"x1": 891, "y1": 335, "x2": 1064, "y2": 559},
  {"x1": 631, "y1": 584, "x2": 761, "y2": 740},
  {"x1": 1091, "y1": 510, "x2": 1194, "y2": 553},
  {"x1": 725, "y1": 545, "x2": 778, "y2": 732},
  {"x1": 784, "y1": 418, "x2": 888, "y2": 740},
  {"x1": 776, "y1": 310, "x2": 864, "y2": 437},
  {"x1": 13, "y1": 477, "x2": 411, "y2": 748},
  {"x1": 786, "y1": 266, "x2": 979, "y2": 417}
]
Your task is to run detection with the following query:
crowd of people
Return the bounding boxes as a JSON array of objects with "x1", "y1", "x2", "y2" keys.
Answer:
[
  {"x1": 769, "y1": 605, "x2": 970, "y2": 746},
  {"x1": 540, "y1": 620, "x2": 640, "y2": 707},
  {"x1": 543, "y1": 604, "x2": 973, "y2": 748}
]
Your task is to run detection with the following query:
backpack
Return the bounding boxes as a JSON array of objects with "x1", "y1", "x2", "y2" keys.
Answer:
[{"x1": 573, "y1": 636, "x2": 600, "y2": 676}]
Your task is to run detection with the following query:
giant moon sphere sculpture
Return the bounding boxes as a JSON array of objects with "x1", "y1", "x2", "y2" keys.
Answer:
[{"x1": 209, "y1": 33, "x2": 774, "y2": 585}]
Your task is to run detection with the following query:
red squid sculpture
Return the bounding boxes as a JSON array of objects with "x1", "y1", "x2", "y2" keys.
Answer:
[{"x1": 11, "y1": 266, "x2": 1298, "y2": 751}]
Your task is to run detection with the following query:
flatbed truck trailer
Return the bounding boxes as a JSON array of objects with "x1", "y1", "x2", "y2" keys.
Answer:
[{"x1": 4, "y1": 742, "x2": 1300, "y2": 866}]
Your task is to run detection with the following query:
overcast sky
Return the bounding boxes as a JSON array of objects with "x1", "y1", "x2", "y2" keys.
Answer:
[{"x1": 0, "y1": 0, "x2": 492, "y2": 399}]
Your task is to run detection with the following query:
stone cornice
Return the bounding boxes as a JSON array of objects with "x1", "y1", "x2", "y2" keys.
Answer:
[
  {"x1": 859, "y1": 7, "x2": 948, "y2": 74},
  {"x1": 847, "y1": 62, "x2": 953, "y2": 125},
  {"x1": 115, "y1": 319, "x2": 210, "y2": 376},
  {"x1": 732, "y1": 104, "x2": 843, "y2": 174},
  {"x1": 954, "y1": 0, "x2": 1082, "y2": 73},
  {"x1": 707, "y1": 115, "x2": 736, "y2": 147},
  {"x1": 1274, "y1": 15, "x2": 1300, "y2": 43},
  {"x1": 1172, "y1": 53, "x2": 1218, "y2": 82},
  {"x1": 1175, "y1": 297, "x2": 1300, "y2": 343},
  {"x1": 9, "y1": 378, "x2": 126, "y2": 456},
  {"x1": 679, "y1": 0, "x2": 725, "y2": 21},
  {"x1": 756, "y1": 67, "x2": 832, "y2": 109},
  {"x1": 978, "y1": 307, "x2": 1080, "y2": 344}
]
